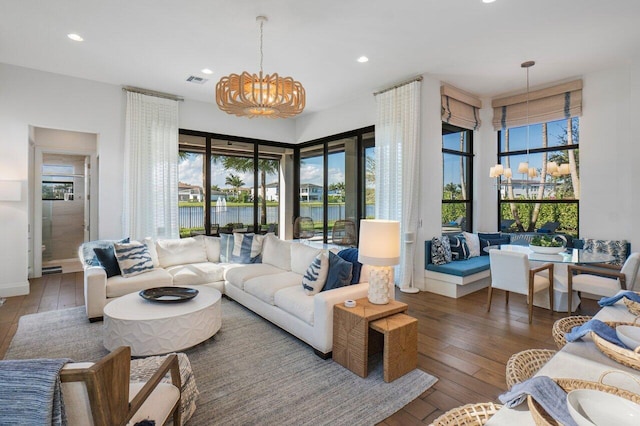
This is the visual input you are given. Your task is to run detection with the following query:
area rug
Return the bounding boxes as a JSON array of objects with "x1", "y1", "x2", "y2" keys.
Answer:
[{"x1": 5, "y1": 299, "x2": 437, "y2": 425}]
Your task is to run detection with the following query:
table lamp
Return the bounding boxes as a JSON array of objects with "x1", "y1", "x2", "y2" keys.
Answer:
[{"x1": 358, "y1": 219, "x2": 400, "y2": 304}]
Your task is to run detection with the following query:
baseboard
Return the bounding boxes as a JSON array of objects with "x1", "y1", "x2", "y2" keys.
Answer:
[
  {"x1": 0, "y1": 280, "x2": 29, "y2": 297},
  {"x1": 424, "y1": 276, "x2": 490, "y2": 298}
]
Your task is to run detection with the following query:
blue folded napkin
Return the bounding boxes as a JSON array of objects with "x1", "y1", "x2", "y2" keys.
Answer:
[
  {"x1": 598, "y1": 291, "x2": 640, "y2": 307},
  {"x1": 499, "y1": 376, "x2": 578, "y2": 426},
  {"x1": 565, "y1": 318, "x2": 630, "y2": 349}
]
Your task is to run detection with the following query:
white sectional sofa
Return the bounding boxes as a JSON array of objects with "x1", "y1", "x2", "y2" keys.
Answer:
[{"x1": 79, "y1": 234, "x2": 369, "y2": 357}]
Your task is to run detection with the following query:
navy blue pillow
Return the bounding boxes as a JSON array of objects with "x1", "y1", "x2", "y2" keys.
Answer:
[
  {"x1": 479, "y1": 236, "x2": 510, "y2": 255},
  {"x1": 477, "y1": 232, "x2": 504, "y2": 240},
  {"x1": 449, "y1": 235, "x2": 470, "y2": 260},
  {"x1": 322, "y1": 252, "x2": 353, "y2": 291},
  {"x1": 337, "y1": 248, "x2": 362, "y2": 284},
  {"x1": 93, "y1": 246, "x2": 122, "y2": 278}
]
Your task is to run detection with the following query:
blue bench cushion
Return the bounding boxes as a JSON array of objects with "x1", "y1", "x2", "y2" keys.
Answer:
[{"x1": 426, "y1": 256, "x2": 491, "y2": 277}]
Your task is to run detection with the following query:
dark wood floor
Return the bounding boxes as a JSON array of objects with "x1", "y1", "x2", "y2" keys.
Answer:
[{"x1": 0, "y1": 273, "x2": 600, "y2": 424}]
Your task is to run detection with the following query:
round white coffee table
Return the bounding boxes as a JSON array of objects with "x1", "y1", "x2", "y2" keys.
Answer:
[{"x1": 103, "y1": 286, "x2": 221, "y2": 356}]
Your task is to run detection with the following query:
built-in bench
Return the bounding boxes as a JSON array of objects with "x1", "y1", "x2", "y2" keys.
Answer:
[{"x1": 424, "y1": 240, "x2": 493, "y2": 298}]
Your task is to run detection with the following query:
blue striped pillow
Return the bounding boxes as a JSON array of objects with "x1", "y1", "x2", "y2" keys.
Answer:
[
  {"x1": 302, "y1": 252, "x2": 329, "y2": 295},
  {"x1": 114, "y1": 241, "x2": 154, "y2": 277},
  {"x1": 231, "y1": 233, "x2": 264, "y2": 264}
]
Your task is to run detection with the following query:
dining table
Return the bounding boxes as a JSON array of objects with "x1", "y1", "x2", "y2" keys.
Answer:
[
  {"x1": 484, "y1": 245, "x2": 616, "y2": 312},
  {"x1": 485, "y1": 293, "x2": 640, "y2": 425}
]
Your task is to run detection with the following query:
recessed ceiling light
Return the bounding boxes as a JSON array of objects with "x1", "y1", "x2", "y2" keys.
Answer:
[
  {"x1": 201, "y1": 68, "x2": 213, "y2": 75},
  {"x1": 482, "y1": 0, "x2": 497, "y2": 3},
  {"x1": 67, "y1": 33, "x2": 84, "y2": 42},
  {"x1": 357, "y1": 56, "x2": 369, "y2": 63}
]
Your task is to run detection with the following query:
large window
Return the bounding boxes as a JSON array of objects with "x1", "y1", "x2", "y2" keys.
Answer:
[
  {"x1": 442, "y1": 123, "x2": 473, "y2": 234},
  {"x1": 497, "y1": 117, "x2": 579, "y2": 236}
]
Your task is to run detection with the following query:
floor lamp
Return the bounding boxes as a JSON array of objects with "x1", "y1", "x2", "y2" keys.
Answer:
[{"x1": 400, "y1": 231, "x2": 420, "y2": 294}]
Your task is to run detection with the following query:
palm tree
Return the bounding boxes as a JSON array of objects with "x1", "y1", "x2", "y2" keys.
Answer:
[{"x1": 225, "y1": 173, "x2": 244, "y2": 201}]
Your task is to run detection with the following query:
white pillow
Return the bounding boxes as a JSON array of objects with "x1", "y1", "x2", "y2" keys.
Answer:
[
  {"x1": 302, "y1": 252, "x2": 329, "y2": 296},
  {"x1": 143, "y1": 237, "x2": 160, "y2": 268},
  {"x1": 291, "y1": 243, "x2": 322, "y2": 275},
  {"x1": 194, "y1": 235, "x2": 221, "y2": 263},
  {"x1": 156, "y1": 237, "x2": 207, "y2": 268},
  {"x1": 462, "y1": 232, "x2": 481, "y2": 257},
  {"x1": 262, "y1": 234, "x2": 292, "y2": 270}
]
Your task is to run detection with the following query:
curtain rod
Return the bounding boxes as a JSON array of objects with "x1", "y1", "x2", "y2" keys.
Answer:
[
  {"x1": 373, "y1": 76, "x2": 423, "y2": 96},
  {"x1": 122, "y1": 86, "x2": 184, "y2": 102}
]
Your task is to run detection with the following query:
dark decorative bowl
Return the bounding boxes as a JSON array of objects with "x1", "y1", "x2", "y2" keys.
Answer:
[{"x1": 140, "y1": 287, "x2": 199, "y2": 303}]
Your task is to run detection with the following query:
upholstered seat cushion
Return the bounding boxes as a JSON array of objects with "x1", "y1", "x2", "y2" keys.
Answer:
[
  {"x1": 244, "y1": 271, "x2": 302, "y2": 305},
  {"x1": 571, "y1": 274, "x2": 622, "y2": 298},
  {"x1": 105, "y1": 268, "x2": 173, "y2": 298},
  {"x1": 224, "y1": 263, "x2": 287, "y2": 291},
  {"x1": 165, "y1": 262, "x2": 225, "y2": 286},
  {"x1": 274, "y1": 285, "x2": 315, "y2": 325},
  {"x1": 425, "y1": 256, "x2": 491, "y2": 277}
]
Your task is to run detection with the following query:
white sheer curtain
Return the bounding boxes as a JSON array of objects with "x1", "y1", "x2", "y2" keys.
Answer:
[
  {"x1": 374, "y1": 80, "x2": 421, "y2": 289},
  {"x1": 123, "y1": 91, "x2": 179, "y2": 240}
]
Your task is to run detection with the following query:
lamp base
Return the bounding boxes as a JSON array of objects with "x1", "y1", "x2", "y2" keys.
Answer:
[
  {"x1": 368, "y1": 266, "x2": 392, "y2": 304},
  {"x1": 400, "y1": 287, "x2": 420, "y2": 294}
]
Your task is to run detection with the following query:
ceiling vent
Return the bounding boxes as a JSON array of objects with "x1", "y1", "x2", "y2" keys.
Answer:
[{"x1": 186, "y1": 76, "x2": 208, "y2": 84}]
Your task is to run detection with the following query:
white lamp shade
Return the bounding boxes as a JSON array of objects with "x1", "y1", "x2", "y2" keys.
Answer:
[
  {"x1": 357, "y1": 219, "x2": 400, "y2": 266},
  {"x1": 559, "y1": 163, "x2": 571, "y2": 175},
  {"x1": 503, "y1": 168, "x2": 512, "y2": 178},
  {"x1": 547, "y1": 161, "x2": 558, "y2": 173},
  {"x1": 494, "y1": 164, "x2": 504, "y2": 175},
  {"x1": 0, "y1": 180, "x2": 21, "y2": 201},
  {"x1": 518, "y1": 162, "x2": 529, "y2": 173}
]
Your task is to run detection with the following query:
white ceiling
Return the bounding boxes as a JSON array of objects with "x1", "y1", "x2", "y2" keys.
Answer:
[{"x1": 2, "y1": 0, "x2": 640, "y2": 115}]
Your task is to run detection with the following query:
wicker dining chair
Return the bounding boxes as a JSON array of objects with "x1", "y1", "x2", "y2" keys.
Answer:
[
  {"x1": 552, "y1": 315, "x2": 593, "y2": 349},
  {"x1": 429, "y1": 402, "x2": 502, "y2": 426},
  {"x1": 505, "y1": 348, "x2": 557, "y2": 389}
]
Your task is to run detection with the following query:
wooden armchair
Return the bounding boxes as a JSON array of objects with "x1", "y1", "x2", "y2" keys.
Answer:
[{"x1": 60, "y1": 346, "x2": 181, "y2": 426}]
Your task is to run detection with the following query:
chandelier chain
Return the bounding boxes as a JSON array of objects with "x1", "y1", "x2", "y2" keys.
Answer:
[{"x1": 259, "y1": 18, "x2": 264, "y2": 74}]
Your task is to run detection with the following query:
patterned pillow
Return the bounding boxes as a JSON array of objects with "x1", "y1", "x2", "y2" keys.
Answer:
[
  {"x1": 583, "y1": 239, "x2": 628, "y2": 266},
  {"x1": 431, "y1": 236, "x2": 452, "y2": 265},
  {"x1": 302, "y1": 252, "x2": 329, "y2": 295},
  {"x1": 322, "y1": 251, "x2": 353, "y2": 291},
  {"x1": 479, "y1": 236, "x2": 510, "y2": 255},
  {"x1": 114, "y1": 241, "x2": 154, "y2": 277},
  {"x1": 230, "y1": 233, "x2": 264, "y2": 264},
  {"x1": 449, "y1": 235, "x2": 470, "y2": 260},
  {"x1": 219, "y1": 234, "x2": 234, "y2": 263},
  {"x1": 81, "y1": 238, "x2": 129, "y2": 266},
  {"x1": 462, "y1": 232, "x2": 480, "y2": 257}
]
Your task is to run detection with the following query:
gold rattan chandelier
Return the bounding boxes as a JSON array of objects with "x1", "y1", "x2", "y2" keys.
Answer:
[{"x1": 216, "y1": 16, "x2": 305, "y2": 119}]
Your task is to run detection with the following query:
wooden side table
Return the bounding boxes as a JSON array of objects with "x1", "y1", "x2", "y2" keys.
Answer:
[
  {"x1": 370, "y1": 313, "x2": 418, "y2": 382},
  {"x1": 333, "y1": 297, "x2": 408, "y2": 378}
]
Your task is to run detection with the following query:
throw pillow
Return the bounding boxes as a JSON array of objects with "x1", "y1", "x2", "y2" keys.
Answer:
[
  {"x1": 431, "y1": 236, "x2": 452, "y2": 265},
  {"x1": 231, "y1": 233, "x2": 264, "y2": 264},
  {"x1": 113, "y1": 241, "x2": 154, "y2": 277},
  {"x1": 478, "y1": 232, "x2": 504, "y2": 240},
  {"x1": 93, "y1": 246, "x2": 122, "y2": 278},
  {"x1": 449, "y1": 235, "x2": 470, "y2": 260},
  {"x1": 219, "y1": 233, "x2": 234, "y2": 263},
  {"x1": 143, "y1": 237, "x2": 160, "y2": 268},
  {"x1": 337, "y1": 248, "x2": 362, "y2": 284},
  {"x1": 261, "y1": 234, "x2": 292, "y2": 270},
  {"x1": 479, "y1": 236, "x2": 511, "y2": 255},
  {"x1": 583, "y1": 238, "x2": 628, "y2": 266},
  {"x1": 302, "y1": 252, "x2": 329, "y2": 295},
  {"x1": 81, "y1": 237, "x2": 129, "y2": 266},
  {"x1": 323, "y1": 251, "x2": 353, "y2": 291},
  {"x1": 462, "y1": 232, "x2": 480, "y2": 257}
]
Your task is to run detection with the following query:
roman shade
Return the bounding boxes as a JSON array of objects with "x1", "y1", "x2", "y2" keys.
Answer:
[
  {"x1": 441, "y1": 84, "x2": 482, "y2": 130},
  {"x1": 492, "y1": 80, "x2": 582, "y2": 130}
]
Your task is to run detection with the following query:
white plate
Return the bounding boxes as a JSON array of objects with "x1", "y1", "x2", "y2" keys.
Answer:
[
  {"x1": 616, "y1": 325, "x2": 640, "y2": 350},
  {"x1": 567, "y1": 389, "x2": 640, "y2": 426},
  {"x1": 528, "y1": 244, "x2": 565, "y2": 254}
]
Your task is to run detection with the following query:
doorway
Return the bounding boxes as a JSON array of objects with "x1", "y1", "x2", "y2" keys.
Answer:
[{"x1": 30, "y1": 127, "x2": 98, "y2": 277}]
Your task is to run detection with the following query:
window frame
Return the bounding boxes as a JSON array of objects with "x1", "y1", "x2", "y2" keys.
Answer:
[{"x1": 442, "y1": 123, "x2": 474, "y2": 233}]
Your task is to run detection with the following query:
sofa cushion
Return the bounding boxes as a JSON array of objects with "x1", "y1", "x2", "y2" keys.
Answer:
[
  {"x1": 274, "y1": 285, "x2": 315, "y2": 325},
  {"x1": 165, "y1": 262, "x2": 225, "y2": 286},
  {"x1": 244, "y1": 271, "x2": 302, "y2": 305},
  {"x1": 114, "y1": 241, "x2": 155, "y2": 277},
  {"x1": 290, "y1": 244, "x2": 322, "y2": 275},
  {"x1": 194, "y1": 235, "x2": 221, "y2": 263},
  {"x1": 462, "y1": 232, "x2": 481, "y2": 257},
  {"x1": 302, "y1": 252, "x2": 329, "y2": 295},
  {"x1": 106, "y1": 268, "x2": 173, "y2": 298},
  {"x1": 337, "y1": 248, "x2": 363, "y2": 284},
  {"x1": 156, "y1": 238, "x2": 207, "y2": 268},
  {"x1": 143, "y1": 237, "x2": 160, "y2": 268},
  {"x1": 262, "y1": 234, "x2": 292, "y2": 270},
  {"x1": 431, "y1": 236, "x2": 452, "y2": 265},
  {"x1": 449, "y1": 235, "x2": 470, "y2": 260},
  {"x1": 224, "y1": 263, "x2": 286, "y2": 291},
  {"x1": 93, "y1": 246, "x2": 122, "y2": 278},
  {"x1": 479, "y1": 236, "x2": 510, "y2": 255},
  {"x1": 323, "y1": 251, "x2": 353, "y2": 291},
  {"x1": 425, "y1": 256, "x2": 490, "y2": 277},
  {"x1": 583, "y1": 238, "x2": 629, "y2": 266}
]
